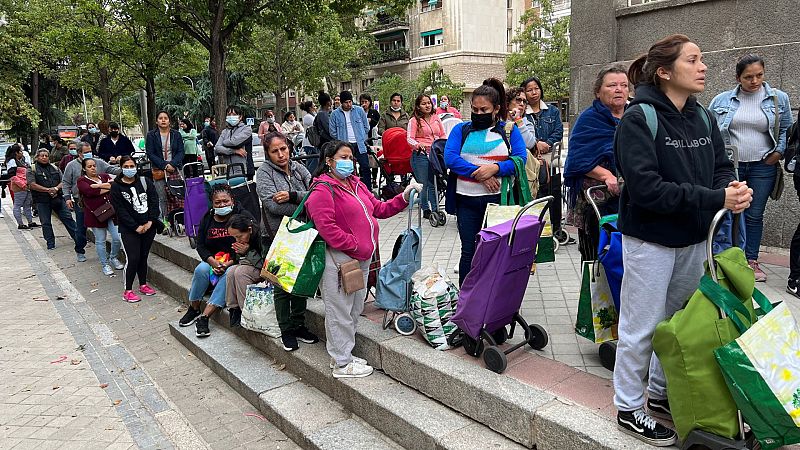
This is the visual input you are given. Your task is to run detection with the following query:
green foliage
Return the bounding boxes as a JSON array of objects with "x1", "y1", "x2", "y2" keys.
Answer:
[
  {"x1": 367, "y1": 63, "x2": 466, "y2": 113},
  {"x1": 506, "y1": 0, "x2": 570, "y2": 100},
  {"x1": 365, "y1": 73, "x2": 415, "y2": 113}
]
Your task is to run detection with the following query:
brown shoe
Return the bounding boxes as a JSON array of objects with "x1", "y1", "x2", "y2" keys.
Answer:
[{"x1": 748, "y1": 260, "x2": 767, "y2": 282}]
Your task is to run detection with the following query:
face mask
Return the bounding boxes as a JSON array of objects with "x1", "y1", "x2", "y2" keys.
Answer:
[
  {"x1": 89, "y1": 128, "x2": 98, "y2": 134},
  {"x1": 82, "y1": 152, "x2": 93, "y2": 160},
  {"x1": 110, "y1": 131, "x2": 119, "y2": 138},
  {"x1": 122, "y1": 168, "x2": 137, "y2": 178},
  {"x1": 440, "y1": 102, "x2": 448, "y2": 109},
  {"x1": 204, "y1": 121, "x2": 210, "y2": 127},
  {"x1": 334, "y1": 159, "x2": 354, "y2": 178},
  {"x1": 390, "y1": 106, "x2": 402, "y2": 112},
  {"x1": 266, "y1": 117, "x2": 275, "y2": 124},
  {"x1": 214, "y1": 205, "x2": 233, "y2": 216},
  {"x1": 68, "y1": 149, "x2": 77, "y2": 156},
  {"x1": 471, "y1": 112, "x2": 494, "y2": 130},
  {"x1": 226, "y1": 116, "x2": 240, "y2": 126}
]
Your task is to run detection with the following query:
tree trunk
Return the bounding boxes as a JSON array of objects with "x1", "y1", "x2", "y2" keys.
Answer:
[
  {"x1": 145, "y1": 76, "x2": 156, "y2": 131},
  {"x1": 31, "y1": 71, "x2": 40, "y2": 144},
  {"x1": 209, "y1": 36, "x2": 227, "y2": 127},
  {"x1": 97, "y1": 67, "x2": 113, "y2": 121}
]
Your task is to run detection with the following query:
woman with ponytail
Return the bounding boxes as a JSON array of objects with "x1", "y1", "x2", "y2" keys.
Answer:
[
  {"x1": 612, "y1": 34, "x2": 751, "y2": 446},
  {"x1": 443, "y1": 78, "x2": 527, "y2": 285}
]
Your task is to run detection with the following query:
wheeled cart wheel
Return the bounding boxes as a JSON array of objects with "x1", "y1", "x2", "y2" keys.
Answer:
[
  {"x1": 483, "y1": 346, "x2": 508, "y2": 374},
  {"x1": 527, "y1": 324, "x2": 549, "y2": 350},
  {"x1": 599, "y1": 341, "x2": 617, "y2": 371},
  {"x1": 429, "y1": 211, "x2": 441, "y2": 227},
  {"x1": 438, "y1": 213, "x2": 446, "y2": 226},
  {"x1": 463, "y1": 335, "x2": 484, "y2": 357},
  {"x1": 491, "y1": 327, "x2": 508, "y2": 345},
  {"x1": 394, "y1": 313, "x2": 417, "y2": 336},
  {"x1": 554, "y1": 228, "x2": 571, "y2": 245}
]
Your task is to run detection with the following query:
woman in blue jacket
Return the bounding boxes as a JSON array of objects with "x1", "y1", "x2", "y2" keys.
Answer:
[
  {"x1": 444, "y1": 78, "x2": 527, "y2": 285},
  {"x1": 145, "y1": 110, "x2": 184, "y2": 222}
]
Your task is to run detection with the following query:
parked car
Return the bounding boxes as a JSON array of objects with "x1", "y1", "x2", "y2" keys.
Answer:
[{"x1": 252, "y1": 133, "x2": 264, "y2": 167}]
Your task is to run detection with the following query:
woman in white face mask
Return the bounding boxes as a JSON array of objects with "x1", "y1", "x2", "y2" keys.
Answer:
[
  {"x1": 377, "y1": 92, "x2": 410, "y2": 135},
  {"x1": 305, "y1": 141, "x2": 420, "y2": 379},
  {"x1": 214, "y1": 105, "x2": 255, "y2": 179}
]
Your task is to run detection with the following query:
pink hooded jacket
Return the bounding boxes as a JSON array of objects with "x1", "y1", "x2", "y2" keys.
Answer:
[{"x1": 305, "y1": 173, "x2": 408, "y2": 261}]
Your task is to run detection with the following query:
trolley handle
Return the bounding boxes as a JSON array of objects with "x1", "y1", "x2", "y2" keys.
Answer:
[
  {"x1": 585, "y1": 182, "x2": 624, "y2": 222},
  {"x1": 508, "y1": 196, "x2": 553, "y2": 246},
  {"x1": 182, "y1": 162, "x2": 204, "y2": 180},
  {"x1": 406, "y1": 190, "x2": 422, "y2": 230}
]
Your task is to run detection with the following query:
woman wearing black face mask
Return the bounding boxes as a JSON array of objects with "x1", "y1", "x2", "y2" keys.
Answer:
[{"x1": 444, "y1": 78, "x2": 527, "y2": 285}]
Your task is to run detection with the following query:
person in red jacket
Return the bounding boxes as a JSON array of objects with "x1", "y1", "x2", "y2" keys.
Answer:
[{"x1": 305, "y1": 141, "x2": 420, "y2": 379}]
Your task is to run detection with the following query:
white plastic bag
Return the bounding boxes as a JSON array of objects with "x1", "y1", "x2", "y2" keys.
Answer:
[{"x1": 241, "y1": 283, "x2": 281, "y2": 338}]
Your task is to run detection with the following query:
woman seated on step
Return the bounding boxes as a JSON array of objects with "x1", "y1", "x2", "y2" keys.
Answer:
[
  {"x1": 177, "y1": 183, "x2": 254, "y2": 338},
  {"x1": 224, "y1": 214, "x2": 269, "y2": 328}
]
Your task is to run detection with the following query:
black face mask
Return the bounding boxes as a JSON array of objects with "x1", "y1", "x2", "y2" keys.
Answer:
[
  {"x1": 110, "y1": 131, "x2": 119, "y2": 138},
  {"x1": 471, "y1": 112, "x2": 494, "y2": 130}
]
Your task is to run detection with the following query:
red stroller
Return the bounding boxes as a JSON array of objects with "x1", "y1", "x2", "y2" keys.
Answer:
[{"x1": 376, "y1": 127, "x2": 413, "y2": 201}]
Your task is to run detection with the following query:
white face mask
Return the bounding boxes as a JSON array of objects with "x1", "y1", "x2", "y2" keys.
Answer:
[{"x1": 390, "y1": 106, "x2": 402, "y2": 112}]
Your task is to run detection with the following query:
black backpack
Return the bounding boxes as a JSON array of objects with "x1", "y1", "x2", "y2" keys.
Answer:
[
  {"x1": 306, "y1": 123, "x2": 322, "y2": 148},
  {"x1": 785, "y1": 120, "x2": 798, "y2": 173}
]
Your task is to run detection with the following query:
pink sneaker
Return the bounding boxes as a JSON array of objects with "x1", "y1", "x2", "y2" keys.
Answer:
[
  {"x1": 748, "y1": 260, "x2": 767, "y2": 282},
  {"x1": 123, "y1": 290, "x2": 141, "y2": 303},
  {"x1": 139, "y1": 284, "x2": 157, "y2": 296}
]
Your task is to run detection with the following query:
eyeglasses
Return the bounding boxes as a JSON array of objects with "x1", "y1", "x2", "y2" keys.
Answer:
[{"x1": 516, "y1": 98, "x2": 528, "y2": 104}]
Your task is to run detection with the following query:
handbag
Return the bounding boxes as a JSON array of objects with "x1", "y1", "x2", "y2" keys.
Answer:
[
  {"x1": 770, "y1": 94, "x2": 785, "y2": 201},
  {"x1": 336, "y1": 256, "x2": 365, "y2": 295},
  {"x1": 91, "y1": 201, "x2": 115, "y2": 222}
]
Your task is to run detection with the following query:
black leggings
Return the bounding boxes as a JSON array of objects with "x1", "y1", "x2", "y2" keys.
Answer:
[{"x1": 120, "y1": 228, "x2": 157, "y2": 290}]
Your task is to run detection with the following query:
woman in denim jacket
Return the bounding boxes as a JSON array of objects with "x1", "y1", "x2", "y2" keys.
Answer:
[{"x1": 709, "y1": 54, "x2": 792, "y2": 282}]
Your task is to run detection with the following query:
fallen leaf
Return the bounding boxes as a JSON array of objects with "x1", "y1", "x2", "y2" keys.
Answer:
[
  {"x1": 112, "y1": 400, "x2": 121, "y2": 406},
  {"x1": 148, "y1": 317, "x2": 155, "y2": 321},
  {"x1": 75, "y1": 344, "x2": 85, "y2": 351},
  {"x1": 50, "y1": 355, "x2": 67, "y2": 364},
  {"x1": 52, "y1": 386, "x2": 60, "y2": 390},
  {"x1": 99, "y1": 383, "x2": 109, "y2": 389},
  {"x1": 70, "y1": 359, "x2": 81, "y2": 365}
]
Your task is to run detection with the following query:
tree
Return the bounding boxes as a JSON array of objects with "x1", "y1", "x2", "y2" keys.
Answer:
[
  {"x1": 366, "y1": 72, "x2": 414, "y2": 113},
  {"x1": 413, "y1": 63, "x2": 465, "y2": 109},
  {"x1": 505, "y1": 0, "x2": 570, "y2": 100}
]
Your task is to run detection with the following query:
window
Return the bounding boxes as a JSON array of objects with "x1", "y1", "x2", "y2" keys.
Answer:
[
  {"x1": 341, "y1": 81, "x2": 352, "y2": 92},
  {"x1": 288, "y1": 89, "x2": 296, "y2": 98},
  {"x1": 430, "y1": 69, "x2": 444, "y2": 84},
  {"x1": 361, "y1": 78, "x2": 374, "y2": 92},
  {"x1": 421, "y1": 29, "x2": 443, "y2": 47},
  {"x1": 421, "y1": 0, "x2": 442, "y2": 13}
]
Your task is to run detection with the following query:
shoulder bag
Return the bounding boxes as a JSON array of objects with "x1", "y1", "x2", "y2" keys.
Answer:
[{"x1": 770, "y1": 94, "x2": 784, "y2": 201}]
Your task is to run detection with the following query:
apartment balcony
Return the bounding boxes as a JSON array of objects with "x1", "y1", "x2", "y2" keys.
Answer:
[
  {"x1": 369, "y1": 15, "x2": 410, "y2": 36},
  {"x1": 372, "y1": 48, "x2": 411, "y2": 64}
]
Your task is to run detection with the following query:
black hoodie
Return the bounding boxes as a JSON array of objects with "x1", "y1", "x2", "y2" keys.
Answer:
[
  {"x1": 614, "y1": 84, "x2": 735, "y2": 248},
  {"x1": 110, "y1": 175, "x2": 161, "y2": 233}
]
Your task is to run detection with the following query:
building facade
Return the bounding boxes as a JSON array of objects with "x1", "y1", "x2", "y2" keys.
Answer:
[
  {"x1": 349, "y1": 0, "x2": 532, "y2": 114},
  {"x1": 570, "y1": 0, "x2": 799, "y2": 248}
]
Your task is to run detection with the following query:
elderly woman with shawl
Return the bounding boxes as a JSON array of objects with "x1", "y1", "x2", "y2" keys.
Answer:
[{"x1": 564, "y1": 65, "x2": 630, "y2": 261}]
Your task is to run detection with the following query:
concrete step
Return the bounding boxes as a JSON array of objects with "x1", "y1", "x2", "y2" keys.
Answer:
[
  {"x1": 151, "y1": 250, "x2": 526, "y2": 450},
  {"x1": 149, "y1": 235, "x2": 650, "y2": 450},
  {"x1": 169, "y1": 318, "x2": 401, "y2": 450}
]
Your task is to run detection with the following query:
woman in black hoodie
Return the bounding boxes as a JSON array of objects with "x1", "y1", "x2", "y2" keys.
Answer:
[
  {"x1": 611, "y1": 34, "x2": 752, "y2": 446},
  {"x1": 110, "y1": 155, "x2": 163, "y2": 303}
]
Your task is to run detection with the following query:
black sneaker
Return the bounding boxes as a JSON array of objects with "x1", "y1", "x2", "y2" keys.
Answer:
[
  {"x1": 423, "y1": 210, "x2": 431, "y2": 220},
  {"x1": 646, "y1": 397, "x2": 672, "y2": 421},
  {"x1": 294, "y1": 326, "x2": 319, "y2": 344},
  {"x1": 229, "y1": 308, "x2": 242, "y2": 328},
  {"x1": 28, "y1": 222, "x2": 39, "y2": 228},
  {"x1": 788, "y1": 278, "x2": 800, "y2": 299},
  {"x1": 617, "y1": 409, "x2": 677, "y2": 447},
  {"x1": 17, "y1": 224, "x2": 28, "y2": 230},
  {"x1": 179, "y1": 307, "x2": 201, "y2": 327},
  {"x1": 195, "y1": 315, "x2": 210, "y2": 338},
  {"x1": 281, "y1": 332, "x2": 299, "y2": 352}
]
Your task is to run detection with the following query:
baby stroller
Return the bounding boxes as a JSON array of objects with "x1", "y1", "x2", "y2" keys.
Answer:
[
  {"x1": 427, "y1": 139, "x2": 448, "y2": 227},
  {"x1": 375, "y1": 192, "x2": 421, "y2": 335},
  {"x1": 376, "y1": 127, "x2": 413, "y2": 201},
  {"x1": 180, "y1": 162, "x2": 207, "y2": 249},
  {"x1": 450, "y1": 197, "x2": 553, "y2": 374}
]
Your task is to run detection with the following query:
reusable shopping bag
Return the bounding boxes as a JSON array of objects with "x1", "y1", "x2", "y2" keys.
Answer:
[
  {"x1": 261, "y1": 199, "x2": 325, "y2": 297},
  {"x1": 652, "y1": 247, "x2": 759, "y2": 442},
  {"x1": 409, "y1": 265, "x2": 459, "y2": 350},
  {"x1": 575, "y1": 261, "x2": 617, "y2": 344},
  {"x1": 240, "y1": 283, "x2": 281, "y2": 337},
  {"x1": 714, "y1": 300, "x2": 800, "y2": 450},
  {"x1": 375, "y1": 194, "x2": 421, "y2": 312}
]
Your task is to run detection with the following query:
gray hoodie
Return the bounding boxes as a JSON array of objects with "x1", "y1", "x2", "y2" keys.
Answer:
[
  {"x1": 62, "y1": 157, "x2": 121, "y2": 202},
  {"x1": 255, "y1": 159, "x2": 312, "y2": 236}
]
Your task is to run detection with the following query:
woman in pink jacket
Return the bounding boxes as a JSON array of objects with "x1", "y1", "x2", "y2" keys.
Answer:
[
  {"x1": 306, "y1": 141, "x2": 420, "y2": 379},
  {"x1": 407, "y1": 94, "x2": 445, "y2": 219}
]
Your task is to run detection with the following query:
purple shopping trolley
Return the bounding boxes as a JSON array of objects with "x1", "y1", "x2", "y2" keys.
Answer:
[
  {"x1": 181, "y1": 162, "x2": 208, "y2": 249},
  {"x1": 450, "y1": 196, "x2": 552, "y2": 373}
]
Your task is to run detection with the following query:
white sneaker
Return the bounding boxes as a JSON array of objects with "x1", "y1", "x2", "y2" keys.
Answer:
[
  {"x1": 332, "y1": 361, "x2": 373, "y2": 378},
  {"x1": 330, "y1": 356, "x2": 367, "y2": 369},
  {"x1": 102, "y1": 265, "x2": 115, "y2": 276},
  {"x1": 0, "y1": 212, "x2": 5, "y2": 218},
  {"x1": 110, "y1": 257, "x2": 124, "y2": 270}
]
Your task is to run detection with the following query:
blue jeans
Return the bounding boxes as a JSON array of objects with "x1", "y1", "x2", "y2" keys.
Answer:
[
  {"x1": 36, "y1": 199, "x2": 78, "y2": 250},
  {"x1": 73, "y1": 203, "x2": 87, "y2": 254},
  {"x1": 303, "y1": 146, "x2": 319, "y2": 175},
  {"x1": 739, "y1": 161, "x2": 777, "y2": 260},
  {"x1": 91, "y1": 222, "x2": 121, "y2": 266},
  {"x1": 188, "y1": 262, "x2": 229, "y2": 307},
  {"x1": 354, "y1": 150, "x2": 372, "y2": 189},
  {"x1": 456, "y1": 193, "x2": 500, "y2": 285},
  {"x1": 411, "y1": 151, "x2": 438, "y2": 212}
]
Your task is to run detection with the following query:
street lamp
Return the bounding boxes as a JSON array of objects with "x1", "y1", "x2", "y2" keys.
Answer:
[{"x1": 182, "y1": 76, "x2": 195, "y2": 91}]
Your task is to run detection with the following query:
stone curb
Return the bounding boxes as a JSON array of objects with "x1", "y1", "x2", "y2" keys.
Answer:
[{"x1": 149, "y1": 235, "x2": 650, "y2": 449}]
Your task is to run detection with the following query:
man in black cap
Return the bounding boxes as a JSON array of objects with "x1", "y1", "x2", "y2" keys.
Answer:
[{"x1": 328, "y1": 91, "x2": 372, "y2": 188}]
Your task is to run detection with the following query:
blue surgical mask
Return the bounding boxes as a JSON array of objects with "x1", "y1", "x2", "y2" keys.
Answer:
[
  {"x1": 68, "y1": 149, "x2": 77, "y2": 156},
  {"x1": 214, "y1": 205, "x2": 233, "y2": 216},
  {"x1": 89, "y1": 128, "x2": 98, "y2": 134},
  {"x1": 204, "y1": 121, "x2": 210, "y2": 127},
  {"x1": 226, "y1": 116, "x2": 240, "y2": 126},
  {"x1": 82, "y1": 152, "x2": 93, "y2": 160},
  {"x1": 334, "y1": 159, "x2": 354, "y2": 178},
  {"x1": 122, "y1": 168, "x2": 137, "y2": 178}
]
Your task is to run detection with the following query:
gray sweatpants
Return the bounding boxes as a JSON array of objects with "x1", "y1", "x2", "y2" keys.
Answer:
[
  {"x1": 613, "y1": 235, "x2": 706, "y2": 412},
  {"x1": 12, "y1": 190, "x2": 33, "y2": 225},
  {"x1": 154, "y1": 178, "x2": 167, "y2": 220},
  {"x1": 225, "y1": 264, "x2": 262, "y2": 309},
  {"x1": 321, "y1": 249, "x2": 369, "y2": 367}
]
